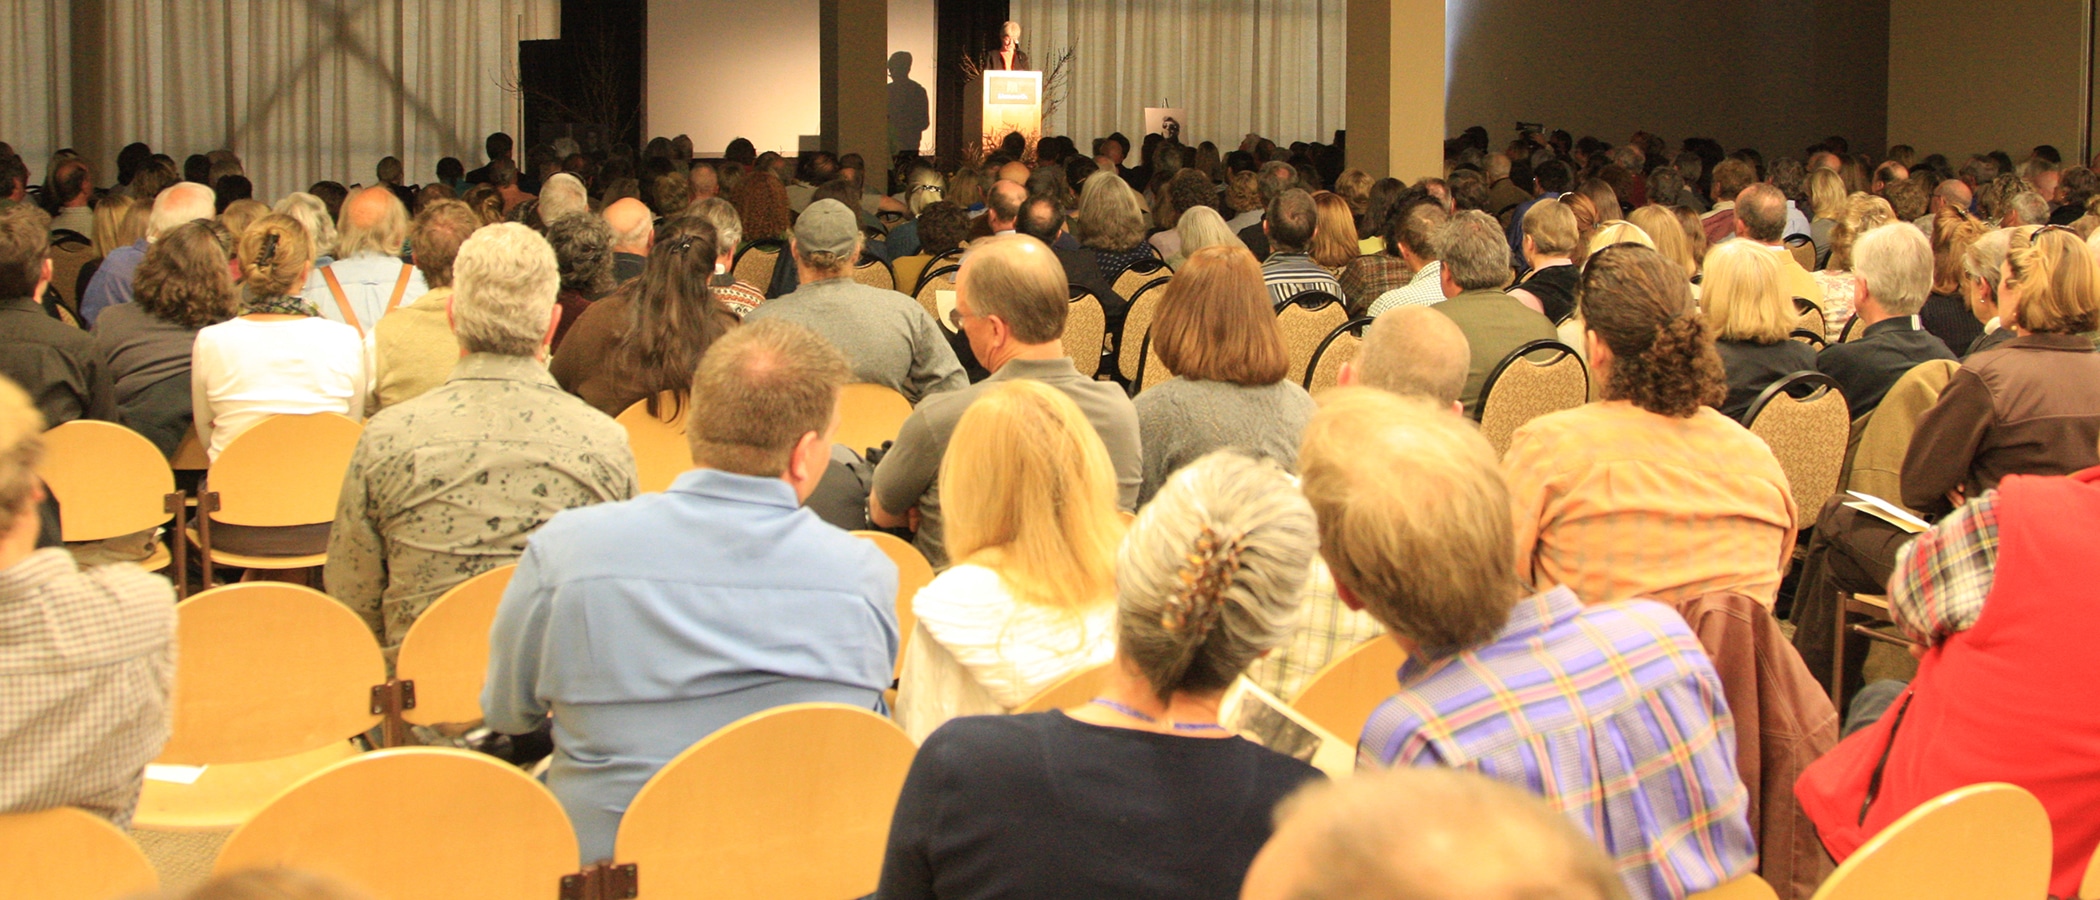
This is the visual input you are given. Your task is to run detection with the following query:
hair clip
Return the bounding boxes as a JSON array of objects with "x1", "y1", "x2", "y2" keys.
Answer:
[
  {"x1": 256, "y1": 232, "x2": 279, "y2": 267},
  {"x1": 1160, "y1": 526, "x2": 1243, "y2": 641},
  {"x1": 670, "y1": 236, "x2": 700, "y2": 255}
]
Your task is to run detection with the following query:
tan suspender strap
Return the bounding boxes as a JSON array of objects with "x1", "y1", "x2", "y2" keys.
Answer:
[
  {"x1": 320, "y1": 267, "x2": 363, "y2": 337},
  {"x1": 385, "y1": 263, "x2": 414, "y2": 319}
]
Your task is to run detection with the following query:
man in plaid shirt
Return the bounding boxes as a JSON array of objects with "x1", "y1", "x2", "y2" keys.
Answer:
[
  {"x1": 1299, "y1": 388, "x2": 1754, "y2": 900},
  {"x1": 0, "y1": 375, "x2": 175, "y2": 826}
]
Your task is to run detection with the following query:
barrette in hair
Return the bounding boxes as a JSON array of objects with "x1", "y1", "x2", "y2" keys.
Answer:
[
  {"x1": 670, "y1": 236, "x2": 700, "y2": 255},
  {"x1": 1160, "y1": 525, "x2": 1244, "y2": 641},
  {"x1": 257, "y1": 232, "x2": 280, "y2": 267}
]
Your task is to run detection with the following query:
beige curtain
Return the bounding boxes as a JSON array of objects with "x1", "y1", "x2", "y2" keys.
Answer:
[
  {"x1": 1013, "y1": 0, "x2": 1347, "y2": 151},
  {"x1": 11, "y1": 0, "x2": 557, "y2": 199},
  {"x1": 0, "y1": 0, "x2": 72, "y2": 180}
]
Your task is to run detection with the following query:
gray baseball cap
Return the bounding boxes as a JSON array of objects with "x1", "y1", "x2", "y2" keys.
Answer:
[{"x1": 793, "y1": 199, "x2": 861, "y2": 258}]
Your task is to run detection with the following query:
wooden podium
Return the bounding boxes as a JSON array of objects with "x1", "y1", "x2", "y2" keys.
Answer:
[{"x1": 963, "y1": 69, "x2": 1042, "y2": 159}]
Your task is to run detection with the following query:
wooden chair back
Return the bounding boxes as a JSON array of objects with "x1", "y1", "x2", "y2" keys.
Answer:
[
  {"x1": 394, "y1": 565, "x2": 517, "y2": 727},
  {"x1": 1015, "y1": 661, "x2": 1114, "y2": 713},
  {"x1": 835, "y1": 383, "x2": 914, "y2": 455},
  {"x1": 1114, "y1": 275, "x2": 1175, "y2": 382},
  {"x1": 1808, "y1": 782, "x2": 2051, "y2": 900},
  {"x1": 1275, "y1": 293, "x2": 1350, "y2": 386},
  {"x1": 214, "y1": 748, "x2": 578, "y2": 899},
  {"x1": 1745, "y1": 371, "x2": 1851, "y2": 526},
  {"x1": 853, "y1": 530, "x2": 932, "y2": 681},
  {"x1": 1474, "y1": 340, "x2": 1589, "y2": 457},
  {"x1": 612, "y1": 703, "x2": 919, "y2": 899},
  {"x1": 1690, "y1": 873, "x2": 1780, "y2": 900},
  {"x1": 159, "y1": 583, "x2": 385, "y2": 765},
  {"x1": 0, "y1": 806, "x2": 159, "y2": 899},
  {"x1": 171, "y1": 425, "x2": 209, "y2": 471},
  {"x1": 913, "y1": 264, "x2": 959, "y2": 323},
  {"x1": 851, "y1": 257, "x2": 896, "y2": 291},
  {"x1": 617, "y1": 396, "x2": 692, "y2": 494},
  {"x1": 2080, "y1": 836, "x2": 2100, "y2": 900},
  {"x1": 731, "y1": 242, "x2": 782, "y2": 289},
  {"x1": 1303, "y1": 317, "x2": 1372, "y2": 394},
  {"x1": 206, "y1": 413, "x2": 363, "y2": 527},
  {"x1": 1289, "y1": 637, "x2": 1407, "y2": 742},
  {"x1": 1066, "y1": 289, "x2": 1109, "y2": 377},
  {"x1": 37, "y1": 420, "x2": 176, "y2": 542}
]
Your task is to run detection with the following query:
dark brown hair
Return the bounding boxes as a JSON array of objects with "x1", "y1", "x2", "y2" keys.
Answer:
[
  {"x1": 1579, "y1": 243, "x2": 1726, "y2": 417},
  {"x1": 133, "y1": 221, "x2": 238, "y2": 329},
  {"x1": 615, "y1": 216, "x2": 739, "y2": 419},
  {"x1": 1151, "y1": 246, "x2": 1289, "y2": 385}
]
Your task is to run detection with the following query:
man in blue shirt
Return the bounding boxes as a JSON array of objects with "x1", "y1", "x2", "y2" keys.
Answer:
[
  {"x1": 482, "y1": 318, "x2": 900, "y2": 865},
  {"x1": 78, "y1": 181, "x2": 215, "y2": 325}
]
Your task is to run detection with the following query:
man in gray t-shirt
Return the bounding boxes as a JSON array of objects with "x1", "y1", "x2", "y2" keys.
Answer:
[
  {"x1": 871, "y1": 234, "x2": 1141, "y2": 566},
  {"x1": 744, "y1": 199, "x2": 965, "y2": 404}
]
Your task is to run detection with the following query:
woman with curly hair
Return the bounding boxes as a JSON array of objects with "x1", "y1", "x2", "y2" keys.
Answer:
[
  {"x1": 90, "y1": 221, "x2": 239, "y2": 456},
  {"x1": 1814, "y1": 193, "x2": 1895, "y2": 339},
  {"x1": 728, "y1": 169, "x2": 792, "y2": 246},
  {"x1": 1502, "y1": 243, "x2": 1796, "y2": 609}
]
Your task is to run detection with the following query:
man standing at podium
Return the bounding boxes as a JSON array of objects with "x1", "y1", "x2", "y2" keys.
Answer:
[{"x1": 987, "y1": 20, "x2": 1031, "y2": 72}]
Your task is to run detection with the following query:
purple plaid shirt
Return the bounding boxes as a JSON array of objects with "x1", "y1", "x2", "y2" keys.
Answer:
[{"x1": 1358, "y1": 586, "x2": 1755, "y2": 900}]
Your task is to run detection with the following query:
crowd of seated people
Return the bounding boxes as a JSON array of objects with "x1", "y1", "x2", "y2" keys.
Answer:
[{"x1": 7, "y1": 119, "x2": 2100, "y2": 898}]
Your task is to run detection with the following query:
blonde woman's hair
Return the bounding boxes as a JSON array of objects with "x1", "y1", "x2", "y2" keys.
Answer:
[
  {"x1": 2005, "y1": 225, "x2": 2100, "y2": 334},
  {"x1": 91, "y1": 194, "x2": 138, "y2": 258},
  {"x1": 1116, "y1": 452, "x2": 1317, "y2": 701},
  {"x1": 273, "y1": 192, "x2": 339, "y2": 258},
  {"x1": 1171, "y1": 206, "x2": 1245, "y2": 265},
  {"x1": 1585, "y1": 219, "x2": 1653, "y2": 259},
  {"x1": 236, "y1": 214, "x2": 316, "y2": 298},
  {"x1": 1828, "y1": 192, "x2": 1894, "y2": 272},
  {"x1": 1077, "y1": 171, "x2": 1148, "y2": 251},
  {"x1": 1629, "y1": 204, "x2": 1696, "y2": 279},
  {"x1": 1521, "y1": 197, "x2": 1579, "y2": 256},
  {"x1": 941, "y1": 380, "x2": 1125, "y2": 615},
  {"x1": 1700, "y1": 239, "x2": 1792, "y2": 343},
  {"x1": 1806, "y1": 167, "x2": 1847, "y2": 221},
  {"x1": 1309, "y1": 190, "x2": 1361, "y2": 268}
]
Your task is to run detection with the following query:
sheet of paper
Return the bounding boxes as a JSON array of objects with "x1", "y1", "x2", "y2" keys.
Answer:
[
  {"x1": 1844, "y1": 491, "x2": 1929, "y2": 533},
  {"x1": 144, "y1": 764, "x2": 206, "y2": 785},
  {"x1": 935, "y1": 290, "x2": 958, "y2": 332}
]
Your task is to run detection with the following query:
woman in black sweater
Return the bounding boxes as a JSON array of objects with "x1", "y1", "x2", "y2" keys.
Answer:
[{"x1": 1702, "y1": 239, "x2": 1816, "y2": 422}]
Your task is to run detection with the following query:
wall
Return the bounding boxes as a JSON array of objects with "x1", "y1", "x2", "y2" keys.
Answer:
[
  {"x1": 647, "y1": 0, "x2": 935, "y2": 157},
  {"x1": 1446, "y1": 0, "x2": 1889, "y2": 159},
  {"x1": 1888, "y1": 0, "x2": 2088, "y2": 161}
]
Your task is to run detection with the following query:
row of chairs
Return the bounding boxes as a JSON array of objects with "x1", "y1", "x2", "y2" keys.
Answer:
[
  {"x1": 38, "y1": 413, "x2": 368, "y2": 597},
  {"x1": 615, "y1": 384, "x2": 915, "y2": 494}
]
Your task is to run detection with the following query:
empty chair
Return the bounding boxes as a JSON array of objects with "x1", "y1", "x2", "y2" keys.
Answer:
[
  {"x1": 1066, "y1": 289, "x2": 1109, "y2": 377},
  {"x1": 135, "y1": 582, "x2": 385, "y2": 832},
  {"x1": 389, "y1": 564, "x2": 518, "y2": 738},
  {"x1": 1275, "y1": 292, "x2": 1350, "y2": 386},
  {"x1": 1808, "y1": 783, "x2": 2051, "y2": 900},
  {"x1": 37, "y1": 420, "x2": 181, "y2": 575},
  {"x1": 616, "y1": 396, "x2": 692, "y2": 494},
  {"x1": 1303, "y1": 317, "x2": 1371, "y2": 393},
  {"x1": 612, "y1": 703, "x2": 919, "y2": 899},
  {"x1": 1013, "y1": 661, "x2": 1114, "y2": 714},
  {"x1": 1745, "y1": 371, "x2": 1851, "y2": 527},
  {"x1": 732, "y1": 241, "x2": 783, "y2": 289},
  {"x1": 1473, "y1": 340, "x2": 1589, "y2": 457},
  {"x1": 190, "y1": 412, "x2": 363, "y2": 586},
  {"x1": 0, "y1": 806, "x2": 159, "y2": 899},
  {"x1": 1113, "y1": 275, "x2": 1174, "y2": 382},
  {"x1": 1289, "y1": 637, "x2": 1408, "y2": 744},
  {"x1": 835, "y1": 383, "x2": 914, "y2": 455},
  {"x1": 852, "y1": 530, "x2": 933, "y2": 685},
  {"x1": 214, "y1": 748, "x2": 579, "y2": 899}
]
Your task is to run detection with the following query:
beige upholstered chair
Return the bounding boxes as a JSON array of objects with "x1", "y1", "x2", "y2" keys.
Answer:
[
  {"x1": 851, "y1": 258, "x2": 896, "y2": 291},
  {"x1": 1744, "y1": 371, "x2": 1851, "y2": 528},
  {"x1": 914, "y1": 264, "x2": 959, "y2": 324},
  {"x1": 1274, "y1": 293, "x2": 1349, "y2": 386},
  {"x1": 1474, "y1": 340, "x2": 1589, "y2": 457},
  {"x1": 731, "y1": 242, "x2": 782, "y2": 288},
  {"x1": 1303, "y1": 317, "x2": 1371, "y2": 394},
  {"x1": 1066, "y1": 290, "x2": 1109, "y2": 378},
  {"x1": 1114, "y1": 274, "x2": 1175, "y2": 382}
]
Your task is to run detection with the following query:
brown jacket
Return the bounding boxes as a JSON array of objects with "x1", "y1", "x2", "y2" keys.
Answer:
[
  {"x1": 1902, "y1": 333, "x2": 2100, "y2": 517},
  {"x1": 1674, "y1": 591, "x2": 1838, "y2": 900}
]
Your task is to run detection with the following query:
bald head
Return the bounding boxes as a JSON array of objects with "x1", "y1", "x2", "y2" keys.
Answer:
[
  {"x1": 337, "y1": 186, "x2": 411, "y2": 258},
  {"x1": 1734, "y1": 183, "x2": 1789, "y2": 243},
  {"x1": 689, "y1": 163, "x2": 719, "y2": 201},
  {"x1": 147, "y1": 182, "x2": 217, "y2": 241},
  {"x1": 997, "y1": 161, "x2": 1031, "y2": 186},
  {"x1": 604, "y1": 198, "x2": 655, "y2": 254},
  {"x1": 1241, "y1": 768, "x2": 1628, "y2": 900},
  {"x1": 959, "y1": 232, "x2": 1068, "y2": 344},
  {"x1": 1346, "y1": 306, "x2": 1470, "y2": 407},
  {"x1": 1934, "y1": 178, "x2": 1973, "y2": 214},
  {"x1": 987, "y1": 179, "x2": 1029, "y2": 230}
]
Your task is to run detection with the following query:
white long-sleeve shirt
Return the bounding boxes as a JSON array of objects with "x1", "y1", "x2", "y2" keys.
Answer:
[
  {"x1": 191, "y1": 316, "x2": 369, "y2": 460},
  {"x1": 893, "y1": 564, "x2": 1116, "y2": 743}
]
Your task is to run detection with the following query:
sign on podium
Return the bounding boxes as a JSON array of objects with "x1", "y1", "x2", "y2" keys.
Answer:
[{"x1": 981, "y1": 69, "x2": 1042, "y2": 156}]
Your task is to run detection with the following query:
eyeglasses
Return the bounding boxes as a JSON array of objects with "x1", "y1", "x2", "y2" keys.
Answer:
[
  {"x1": 2013, "y1": 223, "x2": 2075, "y2": 249},
  {"x1": 948, "y1": 305, "x2": 978, "y2": 331}
]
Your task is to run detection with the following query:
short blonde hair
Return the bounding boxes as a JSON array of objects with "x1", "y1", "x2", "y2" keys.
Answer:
[
  {"x1": 0, "y1": 376, "x2": 44, "y2": 538},
  {"x1": 1700, "y1": 240, "x2": 1792, "y2": 343},
  {"x1": 1521, "y1": 198, "x2": 1579, "y2": 256},
  {"x1": 943, "y1": 381, "x2": 1125, "y2": 615},
  {"x1": 236, "y1": 214, "x2": 316, "y2": 299},
  {"x1": 1806, "y1": 168, "x2": 1847, "y2": 222},
  {"x1": 1309, "y1": 190, "x2": 1361, "y2": 268},
  {"x1": 450, "y1": 223, "x2": 558, "y2": 356},
  {"x1": 1298, "y1": 388, "x2": 1520, "y2": 658},
  {"x1": 1629, "y1": 203, "x2": 1696, "y2": 279},
  {"x1": 1828, "y1": 192, "x2": 1894, "y2": 272},
  {"x1": 1586, "y1": 219, "x2": 1654, "y2": 258},
  {"x1": 1116, "y1": 452, "x2": 1317, "y2": 701}
]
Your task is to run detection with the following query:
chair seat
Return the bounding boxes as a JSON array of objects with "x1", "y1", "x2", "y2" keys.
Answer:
[
  {"x1": 135, "y1": 740, "x2": 362, "y2": 832},
  {"x1": 184, "y1": 526, "x2": 327, "y2": 571}
]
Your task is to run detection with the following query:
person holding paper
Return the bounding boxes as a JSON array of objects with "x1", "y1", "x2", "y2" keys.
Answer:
[
  {"x1": 1791, "y1": 224, "x2": 2100, "y2": 702},
  {"x1": 1299, "y1": 388, "x2": 1754, "y2": 900},
  {"x1": 875, "y1": 452, "x2": 1324, "y2": 900}
]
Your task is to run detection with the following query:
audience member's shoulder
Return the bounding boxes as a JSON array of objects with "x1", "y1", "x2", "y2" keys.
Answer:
[
  {"x1": 919, "y1": 710, "x2": 1062, "y2": 773},
  {"x1": 1578, "y1": 597, "x2": 1709, "y2": 657},
  {"x1": 17, "y1": 549, "x2": 176, "y2": 653}
]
